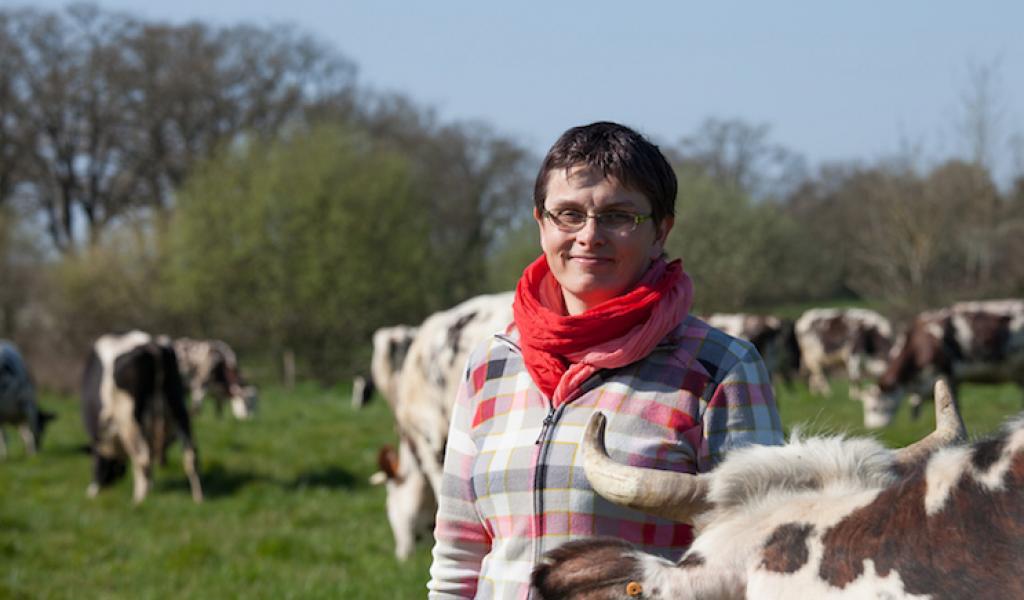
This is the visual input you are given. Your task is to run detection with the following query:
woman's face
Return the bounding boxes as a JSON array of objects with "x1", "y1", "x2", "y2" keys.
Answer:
[{"x1": 535, "y1": 164, "x2": 673, "y2": 315}]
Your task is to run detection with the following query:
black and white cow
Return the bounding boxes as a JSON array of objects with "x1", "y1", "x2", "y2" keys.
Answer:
[
  {"x1": 704, "y1": 313, "x2": 801, "y2": 386},
  {"x1": 861, "y1": 299, "x2": 1024, "y2": 429},
  {"x1": 81, "y1": 331, "x2": 203, "y2": 503},
  {"x1": 532, "y1": 381, "x2": 1024, "y2": 600},
  {"x1": 371, "y1": 292, "x2": 513, "y2": 560},
  {"x1": 173, "y1": 337, "x2": 257, "y2": 420},
  {"x1": 794, "y1": 307, "x2": 894, "y2": 400},
  {"x1": 0, "y1": 340, "x2": 55, "y2": 457}
]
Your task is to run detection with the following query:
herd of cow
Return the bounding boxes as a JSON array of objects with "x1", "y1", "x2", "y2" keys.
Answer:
[
  {"x1": 3, "y1": 294, "x2": 1023, "y2": 597},
  {"x1": 365, "y1": 296, "x2": 1023, "y2": 545},
  {"x1": 0, "y1": 331, "x2": 257, "y2": 503}
]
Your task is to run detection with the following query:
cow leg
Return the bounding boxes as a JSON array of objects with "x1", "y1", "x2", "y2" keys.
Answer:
[
  {"x1": 17, "y1": 424, "x2": 37, "y2": 455},
  {"x1": 87, "y1": 455, "x2": 103, "y2": 498},
  {"x1": 190, "y1": 386, "x2": 205, "y2": 415},
  {"x1": 0, "y1": 428, "x2": 7, "y2": 459},
  {"x1": 180, "y1": 439, "x2": 203, "y2": 503},
  {"x1": 808, "y1": 366, "x2": 831, "y2": 396},
  {"x1": 114, "y1": 404, "x2": 152, "y2": 504}
]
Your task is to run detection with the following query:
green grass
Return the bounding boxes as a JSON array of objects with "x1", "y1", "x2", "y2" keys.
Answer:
[
  {"x1": 774, "y1": 380, "x2": 1022, "y2": 447},
  {"x1": 1, "y1": 380, "x2": 1021, "y2": 599},
  {"x1": 1, "y1": 384, "x2": 431, "y2": 600}
]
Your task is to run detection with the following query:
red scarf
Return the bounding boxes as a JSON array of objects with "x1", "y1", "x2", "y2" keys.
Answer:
[{"x1": 513, "y1": 255, "x2": 694, "y2": 406}]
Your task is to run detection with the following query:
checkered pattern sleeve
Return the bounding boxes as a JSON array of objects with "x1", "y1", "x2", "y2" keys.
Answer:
[
  {"x1": 698, "y1": 342, "x2": 784, "y2": 471},
  {"x1": 427, "y1": 356, "x2": 491, "y2": 599}
]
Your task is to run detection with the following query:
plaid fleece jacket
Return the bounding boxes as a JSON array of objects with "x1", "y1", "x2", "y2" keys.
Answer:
[{"x1": 427, "y1": 315, "x2": 784, "y2": 599}]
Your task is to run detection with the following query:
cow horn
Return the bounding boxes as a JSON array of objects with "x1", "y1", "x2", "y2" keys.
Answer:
[
  {"x1": 895, "y1": 378, "x2": 967, "y2": 465},
  {"x1": 582, "y1": 412, "x2": 712, "y2": 524}
]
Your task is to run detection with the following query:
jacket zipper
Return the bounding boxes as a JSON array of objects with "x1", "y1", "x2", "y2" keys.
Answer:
[{"x1": 530, "y1": 373, "x2": 604, "y2": 583}]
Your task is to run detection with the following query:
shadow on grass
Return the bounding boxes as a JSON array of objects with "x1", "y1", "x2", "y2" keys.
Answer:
[
  {"x1": 156, "y1": 461, "x2": 269, "y2": 499},
  {"x1": 35, "y1": 441, "x2": 92, "y2": 456},
  {"x1": 284, "y1": 466, "x2": 357, "y2": 490}
]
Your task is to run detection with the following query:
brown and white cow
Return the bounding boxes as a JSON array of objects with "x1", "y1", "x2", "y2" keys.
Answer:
[
  {"x1": 173, "y1": 337, "x2": 258, "y2": 420},
  {"x1": 795, "y1": 308, "x2": 894, "y2": 399},
  {"x1": 1, "y1": 340, "x2": 56, "y2": 457},
  {"x1": 861, "y1": 299, "x2": 1024, "y2": 429},
  {"x1": 372, "y1": 292, "x2": 513, "y2": 560},
  {"x1": 704, "y1": 314, "x2": 801, "y2": 386},
  {"x1": 532, "y1": 381, "x2": 1024, "y2": 600},
  {"x1": 81, "y1": 331, "x2": 203, "y2": 503}
]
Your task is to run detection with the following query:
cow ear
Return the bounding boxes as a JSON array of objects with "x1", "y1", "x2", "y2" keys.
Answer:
[{"x1": 378, "y1": 445, "x2": 400, "y2": 479}]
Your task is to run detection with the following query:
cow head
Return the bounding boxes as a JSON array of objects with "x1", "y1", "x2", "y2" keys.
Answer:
[{"x1": 229, "y1": 384, "x2": 258, "y2": 419}]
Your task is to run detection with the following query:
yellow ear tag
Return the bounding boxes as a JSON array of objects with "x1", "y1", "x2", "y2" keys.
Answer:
[{"x1": 626, "y1": 581, "x2": 643, "y2": 596}]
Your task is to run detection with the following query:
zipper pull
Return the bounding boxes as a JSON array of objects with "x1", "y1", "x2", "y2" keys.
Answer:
[{"x1": 535, "y1": 408, "x2": 555, "y2": 445}]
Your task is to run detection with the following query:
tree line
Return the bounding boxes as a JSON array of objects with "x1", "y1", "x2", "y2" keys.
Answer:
[{"x1": 2, "y1": 5, "x2": 1022, "y2": 390}]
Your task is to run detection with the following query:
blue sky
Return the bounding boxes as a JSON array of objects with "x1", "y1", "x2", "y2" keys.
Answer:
[{"x1": 13, "y1": 1, "x2": 1024, "y2": 181}]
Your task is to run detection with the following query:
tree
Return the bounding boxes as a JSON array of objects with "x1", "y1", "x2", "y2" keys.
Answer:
[
  {"x1": 0, "y1": 4, "x2": 355, "y2": 253},
  {"x1": 671, "y1": 118, "x2": 806, "y2": 201},
  {"x1": 354, "y1": 94, "x2": 534, "y2": 304},
  {"x1": 163, "y1": 124, "x2": 438, "y2": 381},
  {"x1": 665, "y1": 170, "x2": 809, "y2": 312}
]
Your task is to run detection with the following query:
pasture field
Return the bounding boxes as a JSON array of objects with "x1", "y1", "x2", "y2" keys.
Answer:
[{"x1": 2, "y1": 380, "x2": 1021, "y2": 599}]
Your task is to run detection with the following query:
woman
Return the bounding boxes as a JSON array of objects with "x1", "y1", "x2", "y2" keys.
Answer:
[{"x1": 428, "y1": 122, "x2": 783, "y2": 599}]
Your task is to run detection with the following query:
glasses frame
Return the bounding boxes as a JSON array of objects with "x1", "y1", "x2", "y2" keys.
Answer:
[{"x1": 542, "y1": 208, "x2": 653, "y2": 234}]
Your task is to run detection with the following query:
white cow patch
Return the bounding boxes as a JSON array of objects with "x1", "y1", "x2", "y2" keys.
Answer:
[{"x1": 924, "y1": 425, "x2": 1024, "y2": 515}]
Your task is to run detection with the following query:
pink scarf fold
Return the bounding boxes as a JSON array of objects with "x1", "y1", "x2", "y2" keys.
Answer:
[{"x1": 513, "y1": 255, "x2": 694, "y2": 406}]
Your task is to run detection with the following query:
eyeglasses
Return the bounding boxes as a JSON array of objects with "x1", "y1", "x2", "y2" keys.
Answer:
[{"x1": 543, "y1": 208, "x2": 652, "y2": 233}]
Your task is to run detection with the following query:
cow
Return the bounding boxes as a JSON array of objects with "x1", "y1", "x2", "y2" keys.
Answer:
[
  {"x1": 81, "y1": 331, "x2": 203, "y2": 503},
  {"x1": 368, "y1": 438, "x2": 437, "y2": 561},
  {"x1": 0, "y1": 340, "x2": 55, "y2": 457},
  {"x1": 173, "y1": 337, "x2": 258, "y2": 420},
  {"x1": 372, "y1": 292, "x2": 513, "y2": 560},
  {"x1": 531, "y1": 380, "x2": 1024, "y2": 600},
  {"x1": 369, "y1": 324, "x2": 418, "y2": 411},
  {"x1": 704, "y1": 313, "x2": 801, "y2": 387},
  {"x1": 861, "y1": 299, "x2": 1024, "y2": 429},
  {"x1": 794, "y1": 307, "x2": 894, "y2": 399}
]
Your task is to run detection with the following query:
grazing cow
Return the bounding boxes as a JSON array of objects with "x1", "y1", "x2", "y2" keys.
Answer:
[
  {"x1": 0, "y1": 340, "x2": 55, "y2": 457},
  {"x1": 861, "y1": 299, "x2": 1024, "y2": 429},
  {"x1": 370, "y1": 324, "x2": 418, "y2": 411},
  {"x1": 532, "y1": 381, "x2": 1024, "y2": 600},
  {"x1": 374, "y1": 292, "x2": 513, "y2": 560},
  {"x1": 704, "y1": 314, "x2": 801, "y2": 386},
  {"x1": 368, "y1": 438, "x2": 437, "y2": 560},
  {"x1": 795, "y1": 307, "x2": 893, "y2": 399},
  {"x1": 173, "y1": 337, "x2": 258, "y2": 420},
  {"x1": 81, "y1": 331, "x2": 203, "y2": 503}
]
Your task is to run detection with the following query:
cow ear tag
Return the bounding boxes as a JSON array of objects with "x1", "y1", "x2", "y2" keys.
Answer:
[{"x1": 626, "y1": 581, "x2": 643, "y2": 596}]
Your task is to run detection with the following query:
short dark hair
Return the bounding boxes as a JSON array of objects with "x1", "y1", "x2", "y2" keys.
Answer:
[{"x1": 533, "y1": 121, "x2": 677, "y2": 225}]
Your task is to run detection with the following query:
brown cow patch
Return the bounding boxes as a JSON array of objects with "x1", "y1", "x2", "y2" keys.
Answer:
[
  {"x1": 819, "y1": 435, "x2": 1024, "y2": 600},
  {"x1": 760, "y1": 522, "x2": 814, "y2": 573}
]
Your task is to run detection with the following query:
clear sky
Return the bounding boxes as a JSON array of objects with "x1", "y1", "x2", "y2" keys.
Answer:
[{"x1": 12, "y1": 0, "x2": 1024, "y2": 181}]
